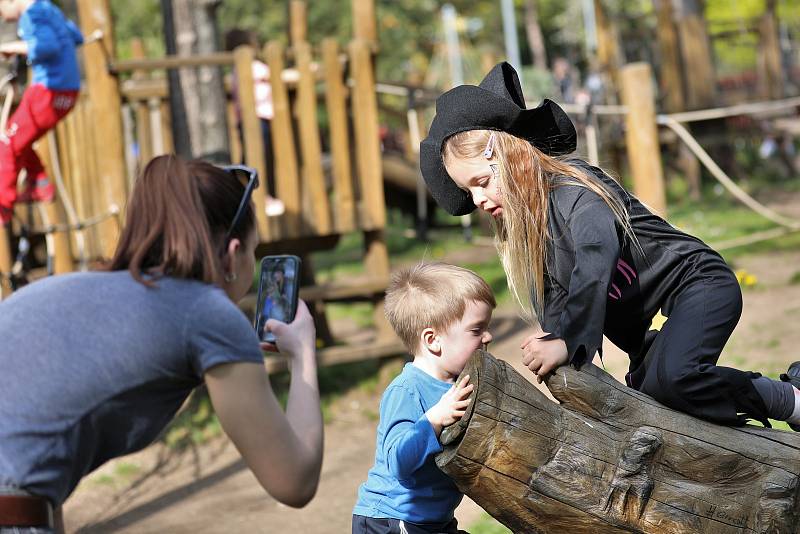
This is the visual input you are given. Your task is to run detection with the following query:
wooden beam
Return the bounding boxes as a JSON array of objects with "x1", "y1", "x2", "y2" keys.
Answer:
[
  {"x1": 76, "y1": 0, "x2": 127, "y2": 257},
  {"x1": 621, "y1": 63, "x2": 666, "y2": 215},
  {"x1": 351, "y1": 0, "x2": 377, "y2": 46}
]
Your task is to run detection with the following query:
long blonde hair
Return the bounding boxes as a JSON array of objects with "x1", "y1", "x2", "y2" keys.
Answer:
[{"x1": 443, "y1": 130, "x2": 634, "y2": 324}]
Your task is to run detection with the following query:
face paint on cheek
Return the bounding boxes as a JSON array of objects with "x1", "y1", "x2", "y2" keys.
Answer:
[{"x1": 491, "y1": 164, "x2": 502, "y2": 198}]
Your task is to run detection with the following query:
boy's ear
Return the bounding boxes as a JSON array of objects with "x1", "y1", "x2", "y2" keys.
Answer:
[{"x1": 421, "y1": 327, "x2": 441, "y2": 354}]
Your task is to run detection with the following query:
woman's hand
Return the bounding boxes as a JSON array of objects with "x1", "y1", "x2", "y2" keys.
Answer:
[
  {"x1": 425, "y1": 374, "x2": 474, "y2": 437},
  {"x1": 260, "y1": 300, "x2": 316, "y2": 359},
  {"x1": 521, "y1": 332, "x2": 569, "y2": 384}
]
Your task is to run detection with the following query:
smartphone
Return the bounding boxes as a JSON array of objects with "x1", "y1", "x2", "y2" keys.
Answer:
[{"x1": 254, "y1": 255, "x2": 301, "y2": 343}]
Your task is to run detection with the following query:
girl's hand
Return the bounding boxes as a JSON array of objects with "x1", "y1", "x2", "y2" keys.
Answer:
[
  {"x1": 425, "y1": 375, "x2": 474, "y2": 437},
  {"x1": 260, "y1": 300, "x2": 316, "y2": 360},
  {"x1": 521, "y1": 333, "x2": 569, "y2": 384}
]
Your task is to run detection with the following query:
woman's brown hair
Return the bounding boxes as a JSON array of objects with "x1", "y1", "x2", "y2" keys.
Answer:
[{"x1": 107, "y1": 154, "x2": 256, "y2": 286}]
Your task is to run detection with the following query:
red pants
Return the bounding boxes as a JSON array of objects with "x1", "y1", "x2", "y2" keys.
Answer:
[{"x1": 0, "y1": 83, "x2": 77, "y2": 210}]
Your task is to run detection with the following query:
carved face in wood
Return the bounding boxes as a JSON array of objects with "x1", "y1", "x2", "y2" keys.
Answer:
[{"x1": 434, "y1": 300, "x2": 494, "y2": 380}]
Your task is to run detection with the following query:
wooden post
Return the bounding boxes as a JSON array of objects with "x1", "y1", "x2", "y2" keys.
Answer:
[
  {"x1": 130, "y1": 39, "x2": 153, "y2": 167},
  {"x1": 757, "y1": 0, "x2": 784, "y2": 100},
  {"x1": 351, "y1": 0, "x2": 377, "y2": 47},
  {"x1": 675, "y1": 0, "x2": 716, "y2": 110},
  {"x1": 232, "y1": 45, "x2": 270, "y2": 240},
  {"x1": 35, "y1": 135, "x2": 73, "y2": 274},
  {"x1": 654, "y1": 0, "x2": 684, "y2": 113},
  {"x1": 621, "y1": 63, "x2": 666, "y2": 215},
  {"x1": 593, "y1": 0, "x2": 623, "y2": 99},
  {"x1": 437, "y1": 351, "x2": 800, "y2": 532},
  {"x1": 76, "y1": 0, "x2": 127, "y2": 257},
  {"x1": 289, "y1": 0, "x2": 307, "y2": 47},
  {"x1": 322, "y1": 38, "x2": 355, "y2": 234},
  {"x1": 295, "y1": 41, "x2": 331, "y2": 236},
  {"x1": 0, "y1": 224, "x2": 12, "y2": 297},
  {"x1": 265, "y1": 41, "x2": 301, "y2": 239},
  {"x1": 349, "y1": 39, "x2": 386, "y2": 230}
]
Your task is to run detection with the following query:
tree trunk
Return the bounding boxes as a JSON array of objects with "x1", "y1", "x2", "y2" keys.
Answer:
[
  {"x1": 675, "y1": 0, "x2": 716, "y2": 110},
  {"x1": 523, "y1": 0, "x2": 548, "y2": 71},
  {"x1": 437, "y1": 351, "x2": 800, "y2": 533},
  {"x1": 653, "y1": 0, "x2": 684, "y2": 113},
  {"x1": 172, "y1": 0, "x2": 230, "y2": 161}
]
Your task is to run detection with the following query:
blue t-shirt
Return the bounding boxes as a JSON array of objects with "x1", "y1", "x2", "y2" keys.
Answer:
[
  {"x1": 0, "y1": 271, "x2": 263, "y2": 506},
  {"x1": 19, "y1": 0, "x2": 83, "y2": 90},
  {"x1": 353, "y1": 363, "x2": 462, "y2": 524}
]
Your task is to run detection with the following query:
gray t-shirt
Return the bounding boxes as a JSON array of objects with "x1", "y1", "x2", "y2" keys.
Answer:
[{"x1": 0, "y1": 271, "x2": 263, "y2": 505}]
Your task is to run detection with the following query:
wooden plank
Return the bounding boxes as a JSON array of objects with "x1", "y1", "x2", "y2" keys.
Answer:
[
  {"x1": 159, "y1": 101, "x2": 174, "y2": 154},
  {"x1": 77, "y1": 0, "x2": 127, "y2": 258},
  {"x1": 621, "y1": 63, "x2": 666, "y2": 216},
  {"x1": 0, "y1": 223, "x2": 12, "y2": 297},
  {"x1": 349, "y1": 39, "x2": 386, "y2": 230},
  {"x1": 110, "y1": 52, "x2": 235, "y2": 73},
  {"x1": 226, "y1": 100, "x2": 242, "y2": 164},
  {"x1": 265, "y1": 41, "x2": 301, "y2": 239},
  {"x1": 240, "y1": 275, "x2": 388, "y2": 311},
  {"x1": 232, "y1": 44, "x2": 270, "y2": 241},
  {"x1": 295, "y1": 41, "x2": 331, "y2": 236},
  {"x1": 322, "y1": 38, "x2": 355, "y2": 233},
  {"x1": 351, "y1": 0, "x2": 377, "y2": 47},
  {"x1": 264, "y1": 338, "x2": 404, "y2": 374}
]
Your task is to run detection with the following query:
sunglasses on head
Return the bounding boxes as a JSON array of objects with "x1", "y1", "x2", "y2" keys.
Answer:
[{"x1": 221, "y1": 164, "x2": 259, "y2": 242}]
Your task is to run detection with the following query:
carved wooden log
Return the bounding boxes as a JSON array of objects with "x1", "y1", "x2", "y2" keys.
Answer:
[{"x1": 436, "y1": 351, "x2": 800, "y2": 533}]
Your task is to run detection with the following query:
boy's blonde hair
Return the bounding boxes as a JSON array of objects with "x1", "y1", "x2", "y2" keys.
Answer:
[
  {"x1": 385, "y1": 262, "x2": 496, "y2": 354},
  {"x1": 443, "y1": 130, "x2": 636, "y2": 324}
]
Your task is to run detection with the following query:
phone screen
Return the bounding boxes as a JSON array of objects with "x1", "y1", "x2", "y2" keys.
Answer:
[{"x1": 255, "y1": 255, "x2": 301, "y2": 343}]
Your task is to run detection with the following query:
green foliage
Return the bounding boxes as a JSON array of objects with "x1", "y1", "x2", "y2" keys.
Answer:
[{"x1": 468, "y1": 512, "x2": 512, "y2": 534}]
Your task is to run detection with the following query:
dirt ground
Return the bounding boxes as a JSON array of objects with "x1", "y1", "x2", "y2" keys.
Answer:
[{"x1": 62, "y1": 226, "x2": 800, "y2": 533}]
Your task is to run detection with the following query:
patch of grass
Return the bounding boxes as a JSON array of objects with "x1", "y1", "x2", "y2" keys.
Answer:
[
  {"x1": 468, "y1": 513, "x2": 512, "y2": 534},
  {"x1": 114, "y1": 462, "x2": 141, "y2": 478},
  {"x1": 91, "y1": 474, "x2": 116, "y2": 486},
  {"x1": 790, "y1": 271, "x2": 800, "y2": 285}
]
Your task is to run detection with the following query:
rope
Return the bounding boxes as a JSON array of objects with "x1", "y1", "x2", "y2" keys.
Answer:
[{"x1": 658, "y1": 115, "x2": 800, "y2": 230}]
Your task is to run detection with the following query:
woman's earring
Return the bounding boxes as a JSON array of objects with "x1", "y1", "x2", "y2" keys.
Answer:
[{"x1": 224, "y1": 272, "x2": 238, "y2": 283}]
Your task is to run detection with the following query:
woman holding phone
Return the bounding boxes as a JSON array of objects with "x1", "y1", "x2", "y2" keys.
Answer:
[{"x1": 0, "y1": 155, "x2": 323, "y2": 533}]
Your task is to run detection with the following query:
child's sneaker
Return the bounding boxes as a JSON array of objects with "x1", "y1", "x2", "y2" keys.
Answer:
[
  {"x1": 18, "y1": 175, "x2": 55, "y2": 204},
  {"x1": 780, "y1": 361, "x2": 800, "y2": 431}
]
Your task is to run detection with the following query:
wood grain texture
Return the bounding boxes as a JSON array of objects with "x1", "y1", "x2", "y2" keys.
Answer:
[{"x1": 436, "y1": 351, "x2": 800, "y2": 533}]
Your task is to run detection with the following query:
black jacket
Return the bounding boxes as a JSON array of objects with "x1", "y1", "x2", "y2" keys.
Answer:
[{"x1": 539, "y1": 161, "x2": 730, "y2": 367}]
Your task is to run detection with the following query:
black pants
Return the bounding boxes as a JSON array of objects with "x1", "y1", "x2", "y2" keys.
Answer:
[
  {"x1": 626, "y1": 270, "x2": 769, "y2": 426},
  {"x1": 352, "y1": 515, "x2": 467, "y2": 534}
]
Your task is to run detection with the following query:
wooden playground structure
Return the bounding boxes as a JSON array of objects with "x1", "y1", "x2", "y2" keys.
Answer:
[
  {"x1": 0, "y1": 0, "x2": 405, "y2": 369},
  {"x1": 1, "y1": 0, "x2": 799, "y2": 371}
]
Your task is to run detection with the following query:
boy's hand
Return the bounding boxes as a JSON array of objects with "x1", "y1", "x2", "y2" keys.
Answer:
[
  {"x1": 425, "y1": 375, "x2": 474, "y2": 437},
  {"x1": 521, "y1": 333, "x2": 569, "y2": 383}
]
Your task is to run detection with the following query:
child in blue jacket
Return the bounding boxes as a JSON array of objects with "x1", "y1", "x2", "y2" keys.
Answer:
[{"x1": 353, "y1": 262, "x2": 495, "y2": 534}]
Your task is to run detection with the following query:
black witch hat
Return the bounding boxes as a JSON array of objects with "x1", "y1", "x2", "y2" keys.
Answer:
[{"x1": 420, "y1": 62, "x2": 577, "y2": 216}]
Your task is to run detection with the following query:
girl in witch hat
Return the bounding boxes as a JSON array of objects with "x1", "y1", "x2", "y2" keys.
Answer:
[{"x1": 421, "y1": 62, "x2": 800, "y2": 430}]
